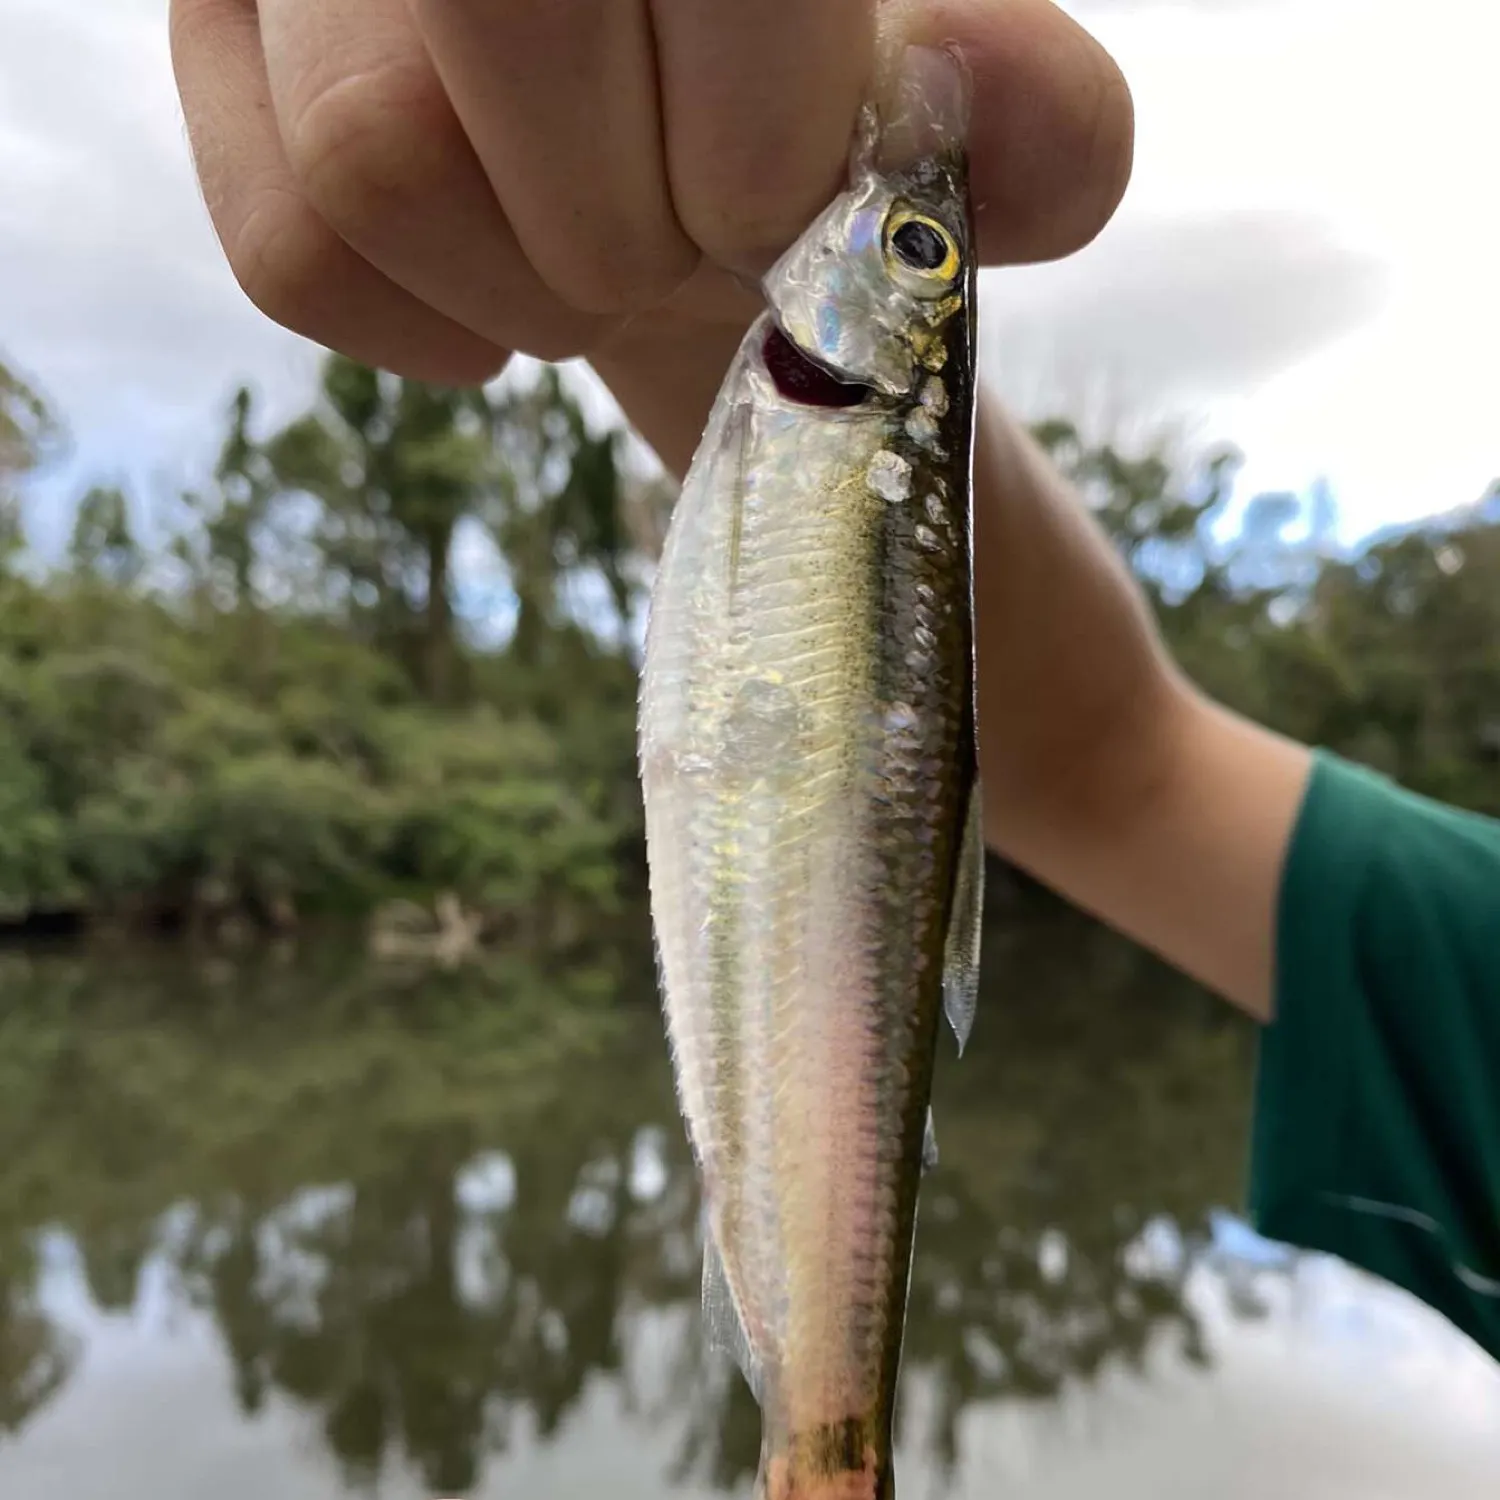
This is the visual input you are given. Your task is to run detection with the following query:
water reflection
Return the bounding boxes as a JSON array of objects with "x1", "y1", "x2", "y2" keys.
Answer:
[
  {"x1": 0, "y1": 902, "x2": 1492, "y2": 1496},
  {"x1": 0, "y1": 1241, "x2": 76, "y2": 1437}
]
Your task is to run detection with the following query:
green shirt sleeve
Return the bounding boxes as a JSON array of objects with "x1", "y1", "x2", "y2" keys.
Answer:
[{"x1": 1250, "y1": 750, "x2": 1500, "y2": 1359}]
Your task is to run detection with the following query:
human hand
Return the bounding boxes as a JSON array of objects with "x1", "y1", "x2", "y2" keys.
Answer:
[{"x1": 170, "y1": 0, "x2": 1134, "y2": 396}]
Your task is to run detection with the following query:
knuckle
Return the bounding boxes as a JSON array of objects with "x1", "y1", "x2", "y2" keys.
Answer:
[
  {"x1": 226, "y1": 189, "x2": 340, "y2": 334},
  {"x1": 282, "y1": 61, "x2": 449, "y2": 236},
  {"x1": 537, "y1": 230, "x2": 698, "y2": 321},
  {"x1": 222, "y1": 187, "x2": 512, "y2": 388},
  {"x1": 678, "y1": 182, "x2": 810, "y2": 276},
  {"x1": 406, "y1": 345, "x2": 512, "y2": 389},
  {"x1": 686, "y1": 209, "x2": 791, "y2": 276},
  {"x1": 511, "y1": 318, "x2": 613, "y2": 365},
  {"x1": 673, "y1": 131, "x2": 844, "y2": 275}
]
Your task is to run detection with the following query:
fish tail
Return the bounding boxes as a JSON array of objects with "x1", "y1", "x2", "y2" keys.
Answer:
[{"x1": 755, "y1": 1419, "x2": 892, "y2": 1500}]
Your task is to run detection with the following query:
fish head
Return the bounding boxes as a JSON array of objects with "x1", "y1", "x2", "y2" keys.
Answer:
[{"x1": 762, "y1": 46, "x2": 974, "y2": 403}]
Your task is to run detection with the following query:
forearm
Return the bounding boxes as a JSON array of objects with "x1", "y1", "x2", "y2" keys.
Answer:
[
  {"x1": 592, "y1": 330, "x2": 1312, "y2": 1021},
  {"x1": 970, "y1": 397, "x2": 1177, "y2": 847}
]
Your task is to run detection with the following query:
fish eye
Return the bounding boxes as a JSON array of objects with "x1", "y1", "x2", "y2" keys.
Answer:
[
  {"x1": 892, "y1": 220, "x2": 947, "y2": 271},
  {"x1": 885, "y1": 210, "x2": 960, "y2": 285}
]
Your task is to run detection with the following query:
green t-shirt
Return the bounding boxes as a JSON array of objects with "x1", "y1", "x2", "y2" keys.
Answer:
[{"x1": 1250, "y1": 750, "x2": 1500, "y2": 1359}]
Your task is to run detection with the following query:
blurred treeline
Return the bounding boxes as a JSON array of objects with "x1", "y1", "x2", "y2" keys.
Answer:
[
  {"x1": 1, "y1": 353, "x2": 1497, "y2": 936},
  {"x1": 0, "y1": 353, "x2": 669, "y2": 938}
]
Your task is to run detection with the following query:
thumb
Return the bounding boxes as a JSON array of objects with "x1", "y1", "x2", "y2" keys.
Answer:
[{"x1": 884, "y1": 0, "x2": 1135, "y2": 266}]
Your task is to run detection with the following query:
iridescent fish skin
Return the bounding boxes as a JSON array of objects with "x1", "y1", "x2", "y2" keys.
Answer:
[{"x1": 639, "y1": 48, "x2": 983, "y2": 1500}]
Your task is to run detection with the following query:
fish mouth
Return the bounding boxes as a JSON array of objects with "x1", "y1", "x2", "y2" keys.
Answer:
[{"x1": 761, "y1": 322, "x2": 875, "y2": 410}]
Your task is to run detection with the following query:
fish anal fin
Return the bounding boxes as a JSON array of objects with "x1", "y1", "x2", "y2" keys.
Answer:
[
  {"x1": 702, "y1": 1225, "x2": 763, "y2": 1402},
  {"x1": 942, "y1": 779, "x2": 984, "y2": 1056},
  {"x1": 922, "y1": 1106, "x2": 939, "y2": 1174}
]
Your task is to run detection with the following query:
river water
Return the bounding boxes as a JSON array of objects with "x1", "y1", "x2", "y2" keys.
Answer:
[{"x1": 0, "y1": 905, "x2": 1495, "y2": 1498}]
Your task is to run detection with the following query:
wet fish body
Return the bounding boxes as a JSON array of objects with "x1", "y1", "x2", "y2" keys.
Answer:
[{"x1": 639, "y1": 52, "x2": 983, "y2": 1500}]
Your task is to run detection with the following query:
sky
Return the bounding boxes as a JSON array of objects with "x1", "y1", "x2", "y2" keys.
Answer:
[{"x1": 1, "y1": 0, "x2": 1497, "y2": 556}]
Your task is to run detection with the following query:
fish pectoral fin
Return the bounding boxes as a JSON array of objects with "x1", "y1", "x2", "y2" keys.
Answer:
[
  {"x1": 942, "y1": 778, "x2": 984, "y2": 1056},
  {"x1": 702, "y1": 1225, "x2": 764, "y2": 1402},
  {"x1": 922, "y1": 1106, "x2": 939, "y2": 1174}
]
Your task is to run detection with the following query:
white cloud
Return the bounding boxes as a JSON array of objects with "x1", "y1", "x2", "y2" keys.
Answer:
[
  {"x1": 1, "y1": 0, "x2": 1497, "y2": 549},
  {"x1": 0, "y1": 0, "x2": 321, "y2": 550},
  {"x1": 981, "y1": 208, "x2": 1385, "y2": 418},
  {"x1": 1041, "y1": 0, "x2": 1500, "y2": 534}
]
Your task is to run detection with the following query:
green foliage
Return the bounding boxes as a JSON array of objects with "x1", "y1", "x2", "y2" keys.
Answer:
[
  {"x1": 0, "y1": 576, "x2": 627, "y2": 926},
  {"x1": 0, "y1": 349, "x2": 652, "y2": 932},
  {"x1": 397, "y1": 773, "x2": 619, "y2": 915},
  {"x1": 1286, "y1": 519, "x2": 1500, "y2": 814},
  {"x1": 182, "y1": 386, "x2": 281, "y2": 611},
  {"x1": 1034, "y1": 418, "x2": 1500, "y2": 817},
  {"x1": 195, "y1": 753, "x2": 389, "y2": 913},
  {"x1": 265, "y1": 358, "x2": 497, "y2": 701},
  {"x1": 383, "y1": 709, "x2": 623, "y2": 916},
  {"x1": 67, "y1": 753, "x2": 197, "y2": 906},
  {"x1": 0, "y1": 727, "x2": 72, "y2": 918},
  {"x1": 0, "y1": 344, "x2": 1494, "y2": 933},
  {"x1": 68, "y1": 485, "x2": 141, "y2": 588},
  {"x1": 0, "y1": 361, "x2": 66, "y2": 569},
  {"x1": 487, "y1": 366, "x2": 639, "y2": 656}
]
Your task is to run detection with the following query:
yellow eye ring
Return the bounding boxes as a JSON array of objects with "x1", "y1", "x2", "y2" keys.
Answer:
[{"x1": 884, "y1": 209, "x2": 960, "y2": 284}]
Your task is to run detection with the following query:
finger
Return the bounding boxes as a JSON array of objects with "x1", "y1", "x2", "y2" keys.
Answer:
[
  {"x1": 905, "y1": 0, "x2": 1135, "y2": 265},
  {"x1": 256, "y1": 0, "x2": 617, "y2": 362},
  {"x1": 407, "y1": 0, "x2": 700, "y2": 317},
  {"x1": 650, "y1": 0, "x2": 877, "y2": 273},
  {"x1": 170, "y1": 0, "x2": 508, "y2": 384}
]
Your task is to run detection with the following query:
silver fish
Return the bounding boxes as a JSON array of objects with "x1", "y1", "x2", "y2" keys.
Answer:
[{"x1": 639, "y1": 46, "x2": 983, "y2": 1500}]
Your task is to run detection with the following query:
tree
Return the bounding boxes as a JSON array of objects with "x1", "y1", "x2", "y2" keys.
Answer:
[
  {"x1": 0, "y1": 360, "x2": 66, "y2": 570},
  {"x1": 1294, "y1": 515, "x2": 1500, "y2": 813},
  {"x1": 1030, "y1": 416, "x2": 1241, "y2": 603},
  {"x1": 487, "y1": 368, "x2": 641, "y2": 663},
  {"x1": 0, "y1": 351, "x2": 1494, "y2": 935},
  {"x1": 267, "y1": 357, "x2": 495, "y2": 702},
  {"x1": 200, "y1": 386, "x2": 279, "y2": 610},
  {"x1": 68, "y1": 485, "x2": 142, "y2": 590}
]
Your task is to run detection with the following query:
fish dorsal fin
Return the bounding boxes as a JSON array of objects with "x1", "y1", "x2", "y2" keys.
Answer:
[
  {"x1": 942, "y1": 780, "x2": 984, "y2": 1056},
  {"x1": 922, "y1": 1106, "x2": 939, "y2": 1174},
  {"x1": 702, "y1": 1225, "x2": 763, "y2": 1401}
]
